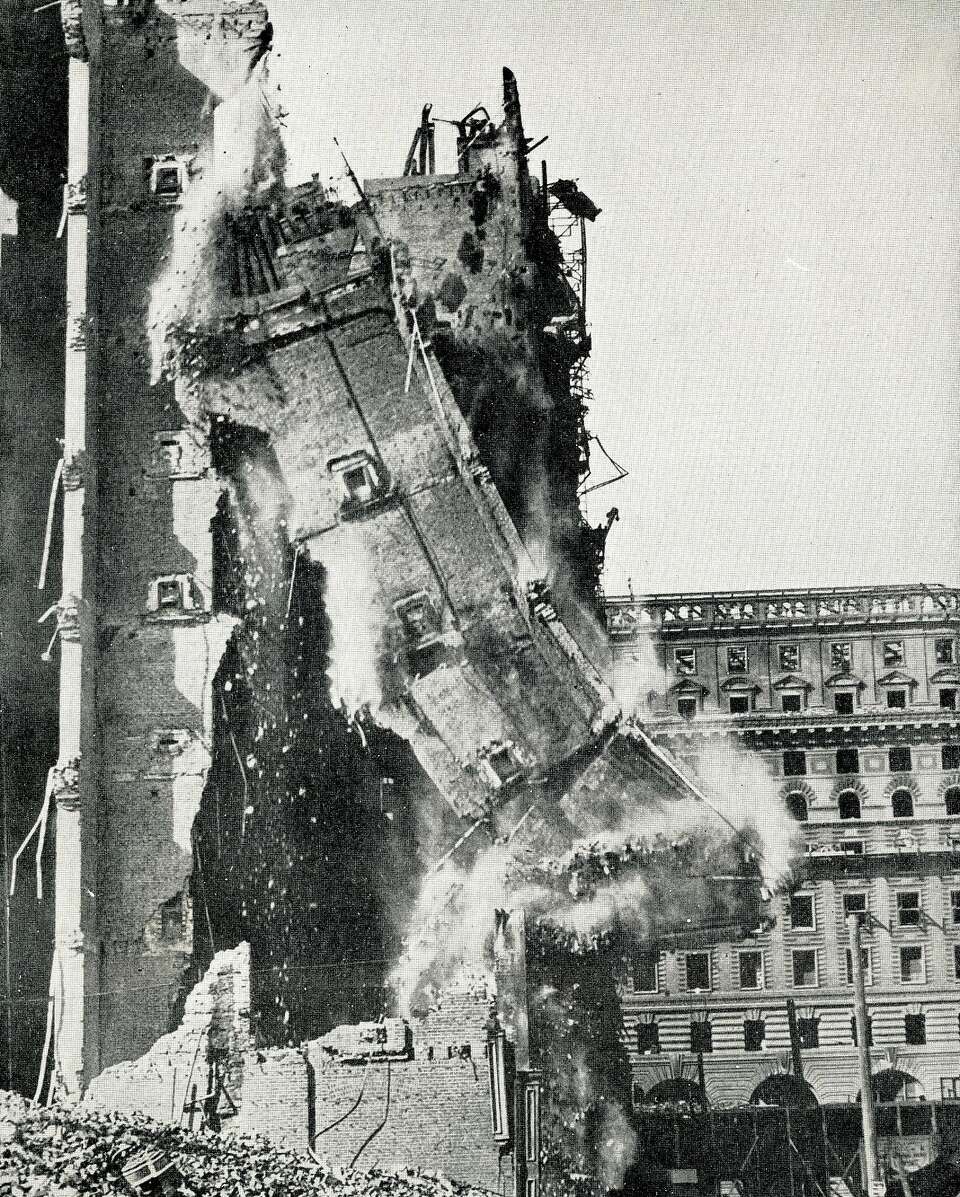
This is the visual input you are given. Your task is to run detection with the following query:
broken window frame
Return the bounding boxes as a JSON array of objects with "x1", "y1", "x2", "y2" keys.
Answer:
[
  {"x1": 842, "y1": 892, "x2": 869, "y2": 927},
  {"x1": 778, "y1": 644, "x2": 800, "y2": 672},
  {"x1": 329, "y1": 451, "x2": 390, "y2": 514},
  {"x1": 830, "y1": 642, "x2": 852, "y2": 674},
  {"x1": 479, "y1": 743, "x2": 523, "y2": 789},
  {"x1": 674, "y1": 648, "x2": 697, "y2": 676},
  {"x1": 147, "y1": 573, "x2": 200, "y2": 615},
  {"x1": 936, "y1": 637, "x2": 956, "y2": 666},
  {"x1": 882, "y1": 640, "x2": 905, "y2": 668},
  {"x1": 726, "y1": 646, "x2": 748, "y2": 674},
  {"x1": 147, "y1": 155, "x2": 187, "y2": 202}
]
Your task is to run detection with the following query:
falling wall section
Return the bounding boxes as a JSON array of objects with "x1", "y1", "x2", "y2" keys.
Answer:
[{"x1": 366, "y1": 69, "x2": 605, "y2": 643}]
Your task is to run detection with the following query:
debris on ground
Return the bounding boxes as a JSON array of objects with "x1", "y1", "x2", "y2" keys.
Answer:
[{"x1": 0, "y1": 1093, "x2": 485, "y2": 1197}]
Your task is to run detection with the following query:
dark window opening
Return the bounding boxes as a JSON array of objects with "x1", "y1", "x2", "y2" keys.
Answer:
[
  {"x1": 838, "y1": 791, "x2": 861, "y2": 821},
  {"x1": 887, "y1": 689, "x2": 907, "y2": 710},
  {"x1": 954, "y1": 945, "x2": 960, "y2": 980},
  {"x1": 900, "y1": 945, "x2": 924, "y2": 983},
  {"x1": 744, "y1": 1019, "x2": 765, "y2": 1052},
  {"x1": 797, "y1": 1017, "x2": 819, "y2": 1049},
  {"x1": 941, "y1": 689, "x2": 958, "y2": 711},
  {"x1": 883, "y1": 641, "x2": 905, "y2": 667},
  {"x1": 675, "y1": 649, "x2": 696, "y2": 676},
  {"x1": 896, "y1": 892, "x2": 922, "y2": 927},
  {"x1": 686, "y1": 952, "x2": 711, "y2": 991},
  {"x1": 156, "y1": 579, "x2": 182, "y2": 609},
  {"x1": 396, "y1": 593, "x2": 440, "y2": 642},
  {"x1": 677, "y1": 698, "x2": 697, "y2": 719},
  {"x1": 947, "y1": 787, "x2": 960, "y2": 816},
  {"x1": 781, "y1": 693, "x2": 803, "y2": 713},
  {"x1": 159, "y1": 895, "x2": 184, "y2": 943},
  {"x1": 153, "y1": 166, "x2": 182, "y2": 197},
  {"x1": 407, "y1": 640, "x2": 447, "y2": 678},
  {"x1": 633, "y1": 952, "x2": 658, "y2": 993},
  {"x1": 851, "y1": 1015, "x2": 873, "y2": 1046},
  {"x1": 786, "y1": 792, "x2": 808, "y2": 822},
  {"x1": 891, "y1": 788, "x2": 914, "y2": 819},
  {"x1": 739, "y1": 951, "x2": 762, "y2": 990},
  {"x1": 484, "y1": 746, "x2": 522, "y2": 787},
  {"x1": 637, "y1": 1022, "x2": 660, "y2": 1054},
  {"x1": 342, "y1": 464, "x2": 375, "y2": 503},
  {"x1": 936, "y1": 638, "x2": 956, "y2": 666},
  {"x1": 690, "y1": 1020, "x2": 713, "y2": 1054},
  {"x1": 889, "y1": 746, "x2": 912, "y2": 773},
  {"x1": 790, "y1": 894, "x2": 815, "y2": 929},
  {"x1": 945, "y1": 746, "x2": 960, "y2": 771},
  {"x1": 834, "y1": 692, "x2": 855, "y2": 715},
  {"x1": 783, "y1": 750, "x2": 807, "y2": 777},
  {"x1": 778, "y1": 644, "x2": 800, "y2": 671},
  {"x1": 727, "y1": 647, "x2": 748, "y2": 673},
  {"x1": 843, "y1": 893, "x2": 868, "y2": 925},
  {"x1": 837, "y1": 749, "x2": 860, "y2": 775},
  {"x1": 951, "y1": 890, "x2": 960, "y2": 926},
  {"x1": 905, "y1": 1014, "x2": 926, "y2": 1045},
  {"x1": 729, "y1": 695, "x2": 751, "y2": 715},
  {"x1": 792, "y1": 949, "x2": 818, "y2": 988},
  {"x1": 831, "y1": 642, "x2": 852, "y2": 673}
]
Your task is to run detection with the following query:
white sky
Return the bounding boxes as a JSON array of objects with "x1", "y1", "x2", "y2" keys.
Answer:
[{"x1": 265, "y1": 0, "x2": 960, "y2": 596}]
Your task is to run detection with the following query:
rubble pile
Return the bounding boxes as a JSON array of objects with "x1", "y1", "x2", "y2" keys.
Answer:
[{"x1": 0, "y1": 1097, "x2": 485, "y2": 1197}]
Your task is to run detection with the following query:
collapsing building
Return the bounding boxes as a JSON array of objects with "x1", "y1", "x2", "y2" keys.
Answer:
[{"x1": 4, "y1": 2, "x2": 782, "y2": 1195}]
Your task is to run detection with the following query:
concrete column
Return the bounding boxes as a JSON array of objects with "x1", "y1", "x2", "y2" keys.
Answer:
[{"x1": 52, "y1": 53, "x2": 93, "y2": 1100}]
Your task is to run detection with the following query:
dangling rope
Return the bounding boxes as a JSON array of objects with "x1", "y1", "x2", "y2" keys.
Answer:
[
  {"x1": 9, "y1": 768, "x2": 54, "y2": 900},
  {"x1": 38, "y1": 458, "x2": 64, "y2": 591}
]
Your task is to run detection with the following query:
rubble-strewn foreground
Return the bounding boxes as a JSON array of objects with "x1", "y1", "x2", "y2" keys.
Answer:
[{"x1": 0, "y1": 1092, "x2": 486, "y2": 1197}]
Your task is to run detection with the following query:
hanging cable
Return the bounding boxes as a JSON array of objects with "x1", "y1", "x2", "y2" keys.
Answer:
[
  {"x1": 9, "y1": 768, "x2": 54, "y2": 899},
  {"x1": 38, "y1": 457, "x2": 64, "y2": 590}
]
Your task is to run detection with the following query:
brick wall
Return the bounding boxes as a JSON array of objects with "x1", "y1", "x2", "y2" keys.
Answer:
[
  {"x1": 304, "y1": 984, "x2": 513, "y2": 1194},
  {"x1": 84, "y1": 942, "x2": 251, "y2": 1124}
]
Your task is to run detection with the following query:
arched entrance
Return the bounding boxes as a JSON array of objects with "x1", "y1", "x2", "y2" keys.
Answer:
[
  {"x1": 750, "y1": 1074, "x2": 819, "y2": 1109},
  {"x1": 861, "y1": 1069, "x2": 925, "y2": 1104}
]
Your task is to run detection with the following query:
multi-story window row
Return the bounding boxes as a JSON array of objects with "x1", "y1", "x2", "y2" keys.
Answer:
[{"x1": 608, "y1": 585, "x2": 960, "y2": 1110}]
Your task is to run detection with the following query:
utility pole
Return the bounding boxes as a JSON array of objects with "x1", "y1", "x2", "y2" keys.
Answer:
[{"x1": 848, "y1": 914, "x2": 882, "y2": 1196}]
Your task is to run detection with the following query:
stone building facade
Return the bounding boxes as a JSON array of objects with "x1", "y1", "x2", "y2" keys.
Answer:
[{"x1": 608, "y1": 585, "x2": 960, "y2": 1114}]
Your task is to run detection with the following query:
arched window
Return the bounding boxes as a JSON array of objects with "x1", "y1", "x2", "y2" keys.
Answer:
[
  {"x1": 786, "y1": 792, "x2": 808, "y2": 822},
  {"x1": 838, "y1": 791, "x2": 861, "y2": 821},
  {"x1": 891, "y1": 788, "x2": 914, "y2": 819},
  {"x1": 946, "y1": 787, "x2": 960, "y2": 817}
]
